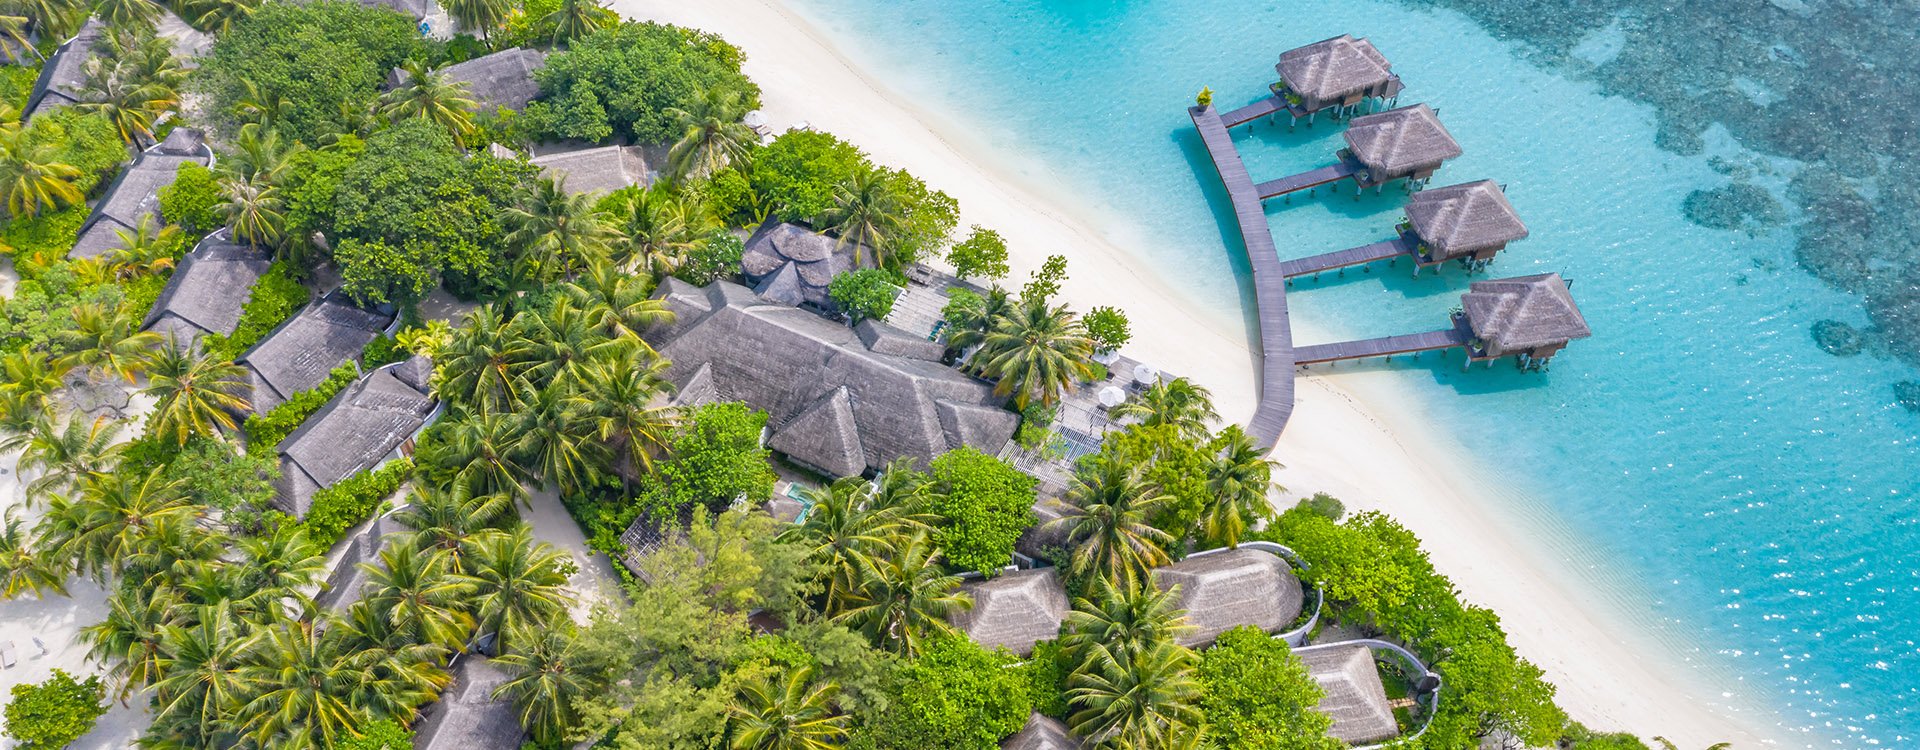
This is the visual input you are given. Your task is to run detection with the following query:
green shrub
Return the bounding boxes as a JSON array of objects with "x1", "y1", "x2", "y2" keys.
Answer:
[
  {"x1": 1196, "y1": 626, "x2": 1338, "y2": 750},
  {"x1": 0, "y1": 206, "x2": 87, "y2": 260},
  {"x1": 828, "y1": 268, "x2": 898, "y2": 322},
  {"x1": 203, "y1": 262, "x2": 308, "y2": 360},
  {"x1": 924, "y1": 447, "x2": 1037, "y2": 574},
  {"x1": 675, "y1": 229, "x2": 743, "y2": 286},
  {"x1": 1020, "y1": 254, "x2": 1067, "y2": 305},
  {"x1": 338, "y1": 719, "x2": 414, "y2": 750},
  {"x1": 244, "y1": 362, "x2": 359, "y2": 453},
  {"x1": 303, "y1": 458, "x2": 413, "y2": 544},
  {"x1": 361, "y1": 334, "x2": 409, "y2": 369},
  {"x1": 195, "y1": 1, "x2": 425, "y2": 144},
  {"x1": 1023, "y1": 640, "x2": 1070, "y2": 719},
  {"x1": 522, "y1": 21, "x2": 759, "y2": 143},
  {"x1": 947, "y1": 225, "x2": 1009, "y2": 280},
  {"x1": 1297, "y1": 492, "x2": 1344, "y2": 521},
  {"x1": 750, "y1": 130, "x2": 865, "y2": 224},
  {"x1": 1084, "y1": 305, "x2": 1130, "y2": 353},
  {"x1": 159, "y1": 163, "x2": 223, "y2": 233},
  {"x1": 123, "y1": 273, "x2": 169, "y2": 321},
  {"x1": 867, "y1": 636, "x2": 1031, "y2": 750},
  {"x1": 3, "y1": 669, "x2": 107, "y2": 749},
  {"x1": 704, "y1": 168, "x2": 758, "y2": 227},
  {"x1": 0, "y1": 65, "x2": 38, "y2": 111}
]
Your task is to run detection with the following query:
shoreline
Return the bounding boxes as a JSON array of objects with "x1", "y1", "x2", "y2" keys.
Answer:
[{"x1": 609, "y1": 0, "x2": 1782, "y2": 744}]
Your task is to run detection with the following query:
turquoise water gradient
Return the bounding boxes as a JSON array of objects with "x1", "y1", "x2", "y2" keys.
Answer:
[{"x1": 784, "y1": 0, "x2": 1920, "y2": 745}]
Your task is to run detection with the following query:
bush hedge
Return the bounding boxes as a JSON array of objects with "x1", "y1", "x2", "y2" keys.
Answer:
[
  {"x1": 243, "y1": 362, "x2": 358, "y2": 453},
  {"x1": 158, "y1": 163, "x2": 223, "y2": 234},
  {"x1": 303, "y1": 458, "x2": 412, "y2": 545}
]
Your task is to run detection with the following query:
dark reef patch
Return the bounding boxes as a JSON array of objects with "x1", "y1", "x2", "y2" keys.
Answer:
[
  {"x1": 1896, "y1": 381, "x2": 1920, "y2": 414},
  {"x1": 1683, "y1": 183, "x2": 1785, "y2": 232},
  {"x1": 1811, "y1": 320, "x2": 1864, "y2": 357}
]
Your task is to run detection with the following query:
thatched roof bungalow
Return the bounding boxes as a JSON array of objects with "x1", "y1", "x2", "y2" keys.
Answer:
[
  {"x1": 272, "y1": 357, "x2": 436, "y2": 517},
  {"x1": 412, "y1": 656, "x2": 526, "y2": 750},
  {"x1": 1277, "y1": 34, "x2": 1402, "y2": 113},
  {"x1": 1001, "y1": 713, "x2": 1079, "y2": 750},
  {"x1": 1152, "y1": 547, "x2": 1305, "y2": 648},
  {"x1": 1461, "y1": 273, "x2": 1591, "y2": 361},
  {"x1": 1403, "y1": 180, "x2": 1528, "y2": 265},
  {"x1": 236, "y1": 290, "x2": 395, "y2": 414},
  {"x1": 647, "y1": 279, "x2": 1018, "y2": 478},
  {"x1": 391, "y1": 47, "x2": 547, "y2": 113},
  {"x1": 528, "y1": 144, "x2": 650, "y2": 194},
  {"x1": 1297, "y1": 643, "x2": 1401, "y2": 745},
  {"x1": 23, "y1": 19, "x2": 103, "y2": 119},
  {"x1": 740, "y1": 221, "x2": 871, "y2": 312},
  {"x1": 950, "y1": 567, "x2": 1069, "y2": 656},
  {"x1": 313, "y1": 515, "x2": 408, "y2": 612},
  {"x1": 70, "y1": 128, "x2": 215, "y2": 259},
  {"x1": 141, "y1": 231, "x2": 274, "y2": 348},
  {"x1": 1343, "y1": 104, "x2": 1460, "y2": 186}
]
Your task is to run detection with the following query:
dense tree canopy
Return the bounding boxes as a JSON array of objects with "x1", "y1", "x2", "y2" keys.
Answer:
[
  {"x1": 525, "y1": 21, "x2": 759, "y2": 143},
  {"x1": 922, "y1": 447, "x2": 1037, "y2": 575},
  {"x1": 1196, "y1": 626, "x2": 1338, "y2": 750},
  {"x1": 867, "y1": 635, "x2": 1032, "y2": 750},
  {"x1": 195, "y1": 1, "x2": 424, "y2": 144}
]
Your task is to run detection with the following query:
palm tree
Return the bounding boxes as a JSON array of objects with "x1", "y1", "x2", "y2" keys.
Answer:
[
  {"x1": 783, "y1": 473, "x2": 933, "y2": 614},
  {"x1": 1200, "y1": 425, "x2": 1277, "y2": 550},
  {"x1": 505, "y1": 177, "x2": 620, "y2": 284},
  {"x1": 1060, "y1": 577, "x2": 1189, "y2": 666},
  {"x1": 217, "y1": 178, "x2": 286, "y2": 248},
  {"x1": 395, "y1": 483, "x2": 514, "y2": 554},
  {"x1": 727, "y1": 665, "x2": 848, "y2": 750},
  {"x1": 380, "y1": 59, "x2": 479, "y2": 146},
  {"x1": 491, "y1": 624, "x2": 593, "y2": 748},
  {"x1": 188, "y1": 0, "x2": 259, "y2": 33},
  {"x1": 435, "y1": 306, "x2": 536, "y2": 413},
  {"x1": 12, "y1": 0, "x2": 84, "y2": 39},
  {"x1": 0, "y1": 506, "x2": 65, "y2": 599},
  {"x1": 978, "y1": 297, "x2": 1094, "y2": 408},
  {"x1": 0, "y1": 349, "x2": 68, "y2": 414},
  {"x1": 569, "y1": 347, "x2": 676, "y2": 480},
  {"x1": 235, "y1": 620, "x2": 440, "y2": 749},
  {"x1": 945, "y1": 286, "x2": 1015, "y2": 358},
  {"x1": 76, "y1": 57, "x2": 176, "y2": 147},
  {"x1": 510, "y1": 384, "x2": 601, "y2": 496},
  {"x1": 230, "y1": 78, "x2": 294, "y2": 130},
  {"x1": 1067, "y1": 640, "x2": 1202, "y2": 747},
  {"x1": 0, "y1": 128, "x2": 84, "y2": 218},
  {"x1": 543, "y1": 0, "x2": 613, "y2": 46},
  {"x1": 1112, "y1": 378, "x2": 1217, "y2": 441},
  {"x1": 16, "y1": 414, "x2": 122, "y2": 500},
  {"x1": 611, "y1": 185, "x2": 713, "y2": 275},
  {"x1": 363, "y1": 542, "x2": 477, "y2": 651},
  {"x1": 464, "y1": 526, "x2": 572, "y2": 654},
  {"x1": 140, "y1": 344, "x2": 251, "y2": 445},
  {"x1": 422, "y1": 408, "x2": 532, "y2": 501},
  {"x1": 92, "y1": 0, "x2": 161, "y2": 29},
  {"x1": 442, "y1": 0, "x2": 508, "y2": 39},
  {"x1": 150, "y1": 601, "x2": 251, "y2": 748},
  {"x1": 833, "y1": 532, "x2": 969, "y2": 656},
  {"x1": 57, "y1": 301, "x2": 162, "y2": 382},
  {"x1": 817, "y1": 167, "x2": 902, "y2": 268},
  {"x1": 1046, "y1": 458, "x2": 1174, "y2": 589},
  {"x1": 220, "y1": 123, "x2": 303, "y2": 186},
  {"x1": 233, "y1": 524, "x2": 328, "y2": 612},
  {"x1": 514, "y1": 295, "x2": 620, "y2": 390},
  {"x1": 36, "y1": 467, "x2": 192, "y2": 581},
  {"x1": 82, "y1": 585, "x2": 178, "y2": 704},
  {"x1": 666, "y1": 86, "x2": 755, "y2": 180},
  {"x1": 106, "y1": 214, "x2": 182, "y2": 279},
  {"x1": 564, "y1": 260, "x2": 675, "y2": 342}
]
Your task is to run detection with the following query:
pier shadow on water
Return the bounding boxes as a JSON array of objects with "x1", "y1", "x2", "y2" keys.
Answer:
[
  {"x1": 1296, "y1": 348, "x2": 1556, "y2": 396},
  {"x1": 1170, "y1": 125, "x2": 1266, "y2": 359}
]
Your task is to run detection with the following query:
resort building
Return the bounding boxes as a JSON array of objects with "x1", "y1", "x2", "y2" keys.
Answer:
[
  {"x1": 1295, "y1": 643, "x2": 1403, "y2": 746},
  {"x1": 1001, "y1": 714, "x2": 1079, "y2": 750},
  {"x1": 236, "y1": 289, "x2": 396, "y2": 414},
  {"x1": 411, "y1": 656, "x2": 527, "y2": 750},
  {"x1": 272, "y1": 357, "x2": 436, "y2": 517},
  {"x1": 140, "y1": 230, "x2": 273, "y2": 348},
  {"x1": 70, "y1": 128, "x2": 215, "y2": 259},
  {"x1": 1403, "y1": 179, "x2": 1528, "y2": 265},
  {"x1": 1459, "y1": 272, "x2": 1592, "y2": 364},
  {"x1": 313, "y1": 514, "x2": 408, "y2": 612},
  {"x1": 1276, "y1": 34, "x2": 1403, "y2": 116},
  {"x1": 740, "y1": 221, "x2": 872, "y2": 313},
  {"x1": 528, "y1": 144, "x2": 652, "y2": 194},
  {"x1": 1151, "y1": 546, "x2": 1306, "y2": 648},
  {"x1": 390, "y1": 47, "x2": 546, "y2": 112},
  {"x1": 1343, "y1": 103, "x2": 1461, "y2": 188},
  {"x1": 355, "y1": 0, "x2": 451, "y2": 34},
  {"x1": 23, "y1": 19, "x2": 103, "y2": 119},
  {"x1": 646, "y1": 278, "x2": 1018, "y2": 478},
  {"x1": 949, "y1": 567, "x2": 1070, "y2": 656}
]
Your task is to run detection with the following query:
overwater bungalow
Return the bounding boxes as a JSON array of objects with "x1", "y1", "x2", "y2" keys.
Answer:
[
  {"x1": 1152, "y1": 546, "x2": 1306, "y2": 648},
  {"x1": 412, "y1": 656, "x2": 527, "y2": 750},
  {"x1": 236, "y1": 289, "x2": 396, "y2": 413},
  {"x1": 1295, "y1": 272, "x2": 1591, "y2": 370},
  {"x1": 389, "y1": 47, "x2": 547, "y2": 112},
  {"x1": 141, "y1": 230, "x2": 273, "y2": 348},
  {"x1": 272, "y1": 356, "x2": 437, "y2": 518},
  {"x1": 23, "y1": 19, "x2": 102, "y2": 119},
  {"x1": 71, "y1": 128, "x2": 215, "y2": 259},
  {"x1": 1002, "y1": 713, "x2": 1079, "y2": 750},
  {"x1": 1275, "y1": 34, "x2": 1403, "y2": 121},
  {"x1": 1341, "y1": 103, "x2": 1461, "y2": 189},
  {"x1": 1279, "y1": 179, "x2": 1528, "y2": 279},
  {"x1": 950, "y1": 567, "x2": 1070, "y2": 657}
]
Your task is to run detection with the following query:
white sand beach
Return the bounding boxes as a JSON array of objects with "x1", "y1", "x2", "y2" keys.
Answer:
[{"x1": 609, "y1": 0, "x2": 1779, "y2": 745}]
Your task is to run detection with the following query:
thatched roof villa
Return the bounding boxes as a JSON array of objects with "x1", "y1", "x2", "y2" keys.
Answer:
[
  {"x1": 70, "y1": 128, "x2": 215, "y2": 259},
  {"x1": 1296, "y1": 643, "x2": 1402, "y2": 745},
  {"x1": 1152, "y1": 547, "x2": 1306, "y2": 648},
  {"x1": 23, "y1": 18, "x2": 103, "y2": 119},
  {"x1": 1343, "y1": 104, "x2": 1461, "y2": 187},
  {"x1": 1277, "y1": 34, "x2": 1403, "y2": 114},
  {"x1": 390, "y1": 47, "x2": 547, "y2": 113},
  {"x1": 1403, "y1": 180, "x2": 1528, "y2": 265},
  {"x1": 141, "y1": 231, "x2": 274, "y2": 348},
  {"x1": 950, "y1": 567, "x2": 1070, "y2": 656},
  {"x1": 1461, "y1": 273, "x2": 1591, "y2": 361},
  {"x1": 1001, "y1": 713, "x2": 1079, "y2": 750},
  {"x1": 236, "y1": 290, "x2": 395, "y2": 414},
  {"x1": 272, "y1": 357, "x2": 436, "y2": 517},
  {"x1": 740, "y1": 221, "x2": 871, "y2": 312},
  {"x1": 647, "y1": 278, "x2": 1018, "y2": 478},
  {"x1": 412, "y1": 655, "x2": 526, "y2": 750},
  {"x1": 528, "y1": 144, "x2": 651, "y2": 194},
  {"x1": 313, "y1": 514, "x2": 408, "y2": 612}
]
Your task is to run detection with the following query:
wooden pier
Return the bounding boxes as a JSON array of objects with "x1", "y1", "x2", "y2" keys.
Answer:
[
  {"x1": 1256, "y1": 159, "x2": 1360, "y2": 199},
  {"x1": 1278, "y1": 234, "x2": 1418, "y2": 278},
  {"x1": 1294, "y1": 317, "x2": 1474, "y2": 365},
  {"x1": 1190, "y1": 104, "x2": 1296, "y2": 449},
  {"x1": 1220, "y1": 95, "x2": 1290, "y2": 128}
]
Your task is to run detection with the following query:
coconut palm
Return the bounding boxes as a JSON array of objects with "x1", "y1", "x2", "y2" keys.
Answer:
[
  {"x1": 511, "y1": 384, "x2": 601, "y2": 495},
  {"x1": 0, "y1": 128, "x2": 84, "y2": 218},
  {"x1": 230, "y1": 78, "x2": 294, "y2": 130},
  {"x1": 464, "y1": 526, "x2": 572, "y2": 654},
  {"x1": 817, "y1": 166, "x2": 903, "y2": 268},
  {"x1": 543, "y1": 0, "x2": 613, "y2": 46},
  {"x1": 363, "y1": 542, "x2": 477, "y2": 651},
  {"x1": 436, "y1": 306, "x2": 536, "y2": 413},
  {"x1": 36, "y1": 467, "x2": 192, "y2": 581},
  {"x1": 569, "y1": 347, "x2": 676, "y2": 480},
  {"x1": 611, "y1": 185, "x2": 714, "y2": 275},
  {"x1": 1200, "y1": 425, "x2": 1277, "y2": 549},
  {"x1": 235, "y1": 620, "x2": 441, "y2": 749},
  {"x1": 978, "y1": 297, "x2": 1094, "y2": 408},
  {"x1": 12, "y1": 0, "x2": 84, "y2": 39},
  {"x1": 186, "y1": 0, "x2": 258, "y2": 34},
  {"x1": 1112, "y1": 377, "x2": 1217, "y2": 441},
  {"x1": 1060, "y1": 576, "x2": 1189, "y2": 666},
  {"x1": 109, "y1": 25, "x2": 186, "y2": 89},
  {"x1": 727, "y1": 665, "x2": 848, "y2": 750},
  {"x1": 514, "y1": 295, "x2": 621, "y2": 389},
  {"x1": 80, "y1": 583, "x2": 175, "y2": 702},
  {"x1": 1046, "y1": 457, "x2": 1174, "y2": 589},
  {"x1": 380, "y1": 59, "x2": 479, "y2": 146},
  {"x1": 106, "y1": 214, "x2": 182, "y2": 279},
  {"x1": 233, "y1": 524, "x2": 328, "y2": 611},
  {"x1": 57, "y1": 301, "x2": 162, "y2": 382},
  {"x1": 1067, "y1": 640, "x2": 1202, "y2": 746},
  {"x1": 220, "y1": 123, "x2": 303, "y2": 186},
  {"x1": 491, "y1": 624, "x2": 593, "y2": 748},
  {"x1": 783, "y1": 473, "x2": 933, "y2": 614},
  {"x1": 0, "y1": 349, "x2": 68, "y2": 414},
  {"x1": 0, "y1": 506, "x2": 65, "y2": 599},
  {"x1": 564, "y1": 260, "x2": 675, "y2": 342},
  {"x1": 423, "y1": 409, "x2": 532, "y2": 501},
  {"x1": 0, "y1": 15, "x2": 35, "y2": 64},
  {"x1": 16, "y1": 414, "x2": 122, "y2": 500},
  {"x1": 76, "y1": 56, "x2": 176, "y2": 146},
  {"x1": 945, "y1": 286, "x2": 1014, "y2": 357},
  {"x1": 505, "y1": 177, "x2": 620, "y2": 284},
  {"x1": 395, "y1": 484, "x2": 514, "y2": 554},
  {"x1": 150, "y1": 601, "x2": 251, "y2": 748},
  {"x1": 217, "y1": 178, "x2": 286, "y2": 248},
  {"x1": 666, "y1": 86, "x2": 755, "y2": 181},
  {"x1": 442, "y1": 0, "x2": 508, "y2": 39},
  {"x1": 833, "y1": 532, "x2": 969, "y2": 656},
  {"x1": 92, "y1": 0, "x2": 161, "y2": 29},
  {"x1": 140, "y1": 344, "x2": 251, "y2": 445}
]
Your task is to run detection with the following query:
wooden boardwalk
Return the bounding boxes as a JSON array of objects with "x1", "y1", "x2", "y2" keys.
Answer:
[
  {"x1": 1256, "y1": 160, "x2": 1359, "y2": 198},
  {"x1": 1279, "y1": 235, "x2": 1417, "y2": 278},
  {"x1": 1295, "y1": 319, "x2": 1473, "y2": 365},
  {"x1": 1220, "y1": 95, "x2": 1291, "y2": 128},
  {"x1": 1190, "y1": 105, "x2": 1296, "y2": 450}
]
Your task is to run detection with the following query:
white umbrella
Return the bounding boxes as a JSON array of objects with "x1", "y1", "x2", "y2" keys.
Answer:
[
  {"x1": 1092, "y1": 350, "x2": 1120, "y2": 365},
  {"x1": 1132, "y1": 364, "x2": 1159, "y2": 386},
  {"x1": 1098, "y1": 386, "x2": 1126, "y2": 408},
  {"x1": 744, "y1": 110, "x2": 768, "y2": 128}
]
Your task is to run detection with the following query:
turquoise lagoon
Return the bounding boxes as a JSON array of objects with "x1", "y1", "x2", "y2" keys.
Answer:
[{"x1": 784, "y1": 0, "x2": 1920, "y2": 745}]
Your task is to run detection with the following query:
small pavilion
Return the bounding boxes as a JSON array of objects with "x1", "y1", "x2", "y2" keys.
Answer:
[
  {"x1": 1276, "y1": 34, "x2": 1403, "y2": 120},
  {"x1": 1341, "y1": 104, "x2": 1461, "y2": 189},
  {"x1": 1278, "y1": 179, "x2": 1529, "y2": 279},
  {"x1": 1459, "y1": 273, "x2": 1592, "y2": 367},
  {"x1": 1152, "y1": 547, "x2": 1305, "y2": 648}
]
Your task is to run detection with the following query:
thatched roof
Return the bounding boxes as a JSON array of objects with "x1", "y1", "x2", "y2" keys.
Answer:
[
  {"x1": 1404, "y1": 180, "x2": 1528, "y2": 261},
  {"x1": 529, "y1": 145, "x2": 650, "y2": 194},
  {"x1": 141, "y1": 234, "x2": 274, "y2": 347},
  {"x1": 1153, "y1": 548, "x2": 1305, "y2": 648},
  {"x1": 1461, "y1": 273, "x2": 1591, "y2": 357},
  {"x1": 1001, "y1": 713, "x2": 1079, "y2": 750},
  {"x1": 1297, "y1": 643, "x2": 1400, "y2": 745},
  {"x1": 237, "y1": 290, "x2": 394, "y2": 414},
  {"x1": 414, "y1": 656, "x2": 527, "y2": 750},
  {"x1": 741, "y1": 221, "x2": 870, "y2": 311},
  {"x1": 356, "y1": 0, "x2": 434, "y2": 21},
  {"x1": 1343, "y1": 104, "x2": 1461, "y2": 179},
  {"x1": 393, "y1": 47, "x2": 547, "y2": 112},
  {"x1": 1016, "y1": 499, "x2": 1072, "y2": 561},
  {"x1": 70, "y1": 129, "x2": 213, "y2": 259},
  {"x1": 273, "y1": 357, "x2": 435, "y2": 517},
  {"x1": 647, "y1": 279, "x2": 1018, "y2": 477},
  {"x1": 24, "y1": 19, "x2": 103, "y2": 118},
  {"x1": 951, "y1": 568, "x2": 1069, "y2": 656},
  {"x1": 1277, "y1": 35, "x2": 1394, "y2": 108},
  {"x1": 314, "y1": 515, "x2": 408, "y2": 612}
]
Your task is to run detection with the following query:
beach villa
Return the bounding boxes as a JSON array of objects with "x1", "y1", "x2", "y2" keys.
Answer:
[
  {"x1": 141, "y1": 230, "x2": 273, "y2": 348},
  {"x1": 950, "y1": 567, "x2": 1071, "y2": 657},
  {"x1": 22, "y1": 18, "x2": 102, "y2": 119},
  {"x1": 70, "y1": 128, "x2": 216, "y2": 259},
  {"x1": 1001, "y1": 714, "x2": 1079, "y2": 750},
  {"x1": 389, "y1": 47, "x2": 548, "y2": 113},
  {"x1": 740, "y1": 220, "x2": 873, "y2": 314},
  {"x1": 271, "y1": 356, "x2": 437, "y2": 518},
  {"x1": 235, "y1": 289, "x2": 396, "y2": 414},
  {"x1": 409, "y1": 655, "x2": 527, "y2": 750}
]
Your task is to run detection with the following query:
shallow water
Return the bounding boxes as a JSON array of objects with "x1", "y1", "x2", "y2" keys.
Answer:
[{"x1": 785, "y1": 0, "x2": 1920, "y2": 745}]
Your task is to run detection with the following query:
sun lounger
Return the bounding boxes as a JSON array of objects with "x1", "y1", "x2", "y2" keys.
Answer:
[{"x1": 0, "y1": 640, "x2": 16, "y2": 668}]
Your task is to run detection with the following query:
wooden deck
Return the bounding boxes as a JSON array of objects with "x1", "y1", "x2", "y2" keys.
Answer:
[
  {"x1": 1190, "y1": 105, "x2": 1296, "y2": 450},
  {"x1": 1256, "y1": 159, "x2": 1360, "y2": 198},
  {"x1": 1279, "y1": 235, "x2": 1417, "y2": 278},
  {"x1": 1220, "y1": 95, "x2": 1292, "y2": 128},
  {"x1": 1294, "y1": 319, "x2": 1474, "y2": 365}
]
